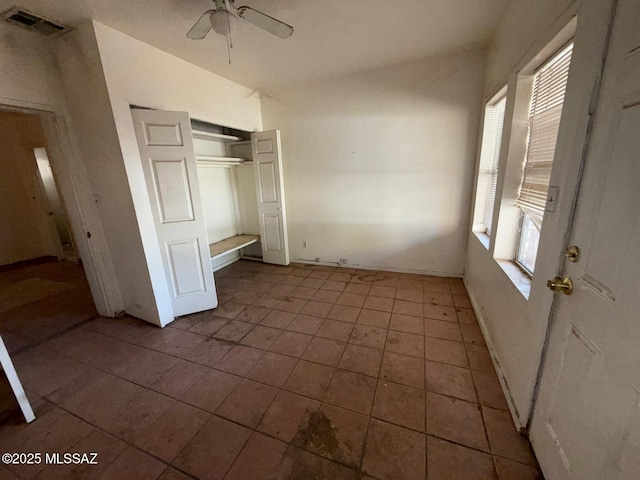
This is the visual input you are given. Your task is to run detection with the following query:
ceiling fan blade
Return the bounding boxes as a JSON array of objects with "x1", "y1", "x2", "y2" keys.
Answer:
[
  {"x1": 186, "y1": 10, "x2": 214, "y2": 39},
  {"x1": 236, "y1": 6, "x2": 293, "y2": 39}
]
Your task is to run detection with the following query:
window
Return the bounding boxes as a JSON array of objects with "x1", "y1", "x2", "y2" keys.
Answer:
[
  {"x1": 474, "y1": 94, "x2": 507, "y2": 236},
  {"x1": 515, "y1": 42, "x2": 573, "y2": 274}
]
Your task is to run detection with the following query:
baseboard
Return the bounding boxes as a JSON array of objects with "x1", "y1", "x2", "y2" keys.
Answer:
[
  {"x1": 292, "y1": 258, "x2": 463, "y2": 279},
  {"x1": 463, "y1": 276, "x2": 526, "y2": 431}
]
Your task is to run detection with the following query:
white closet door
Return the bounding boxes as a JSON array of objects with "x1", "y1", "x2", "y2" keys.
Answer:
[
  {"x1": 252, "y1": 129, "x2": 290, "y2": 265},
  {"x1": 131, "y1": 108, "x2": 217, "y2": 317}
]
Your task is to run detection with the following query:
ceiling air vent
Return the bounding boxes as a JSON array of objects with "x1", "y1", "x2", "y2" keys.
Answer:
[{"x1": 2, "y1": 6, "x2": 68, "y2": 36}]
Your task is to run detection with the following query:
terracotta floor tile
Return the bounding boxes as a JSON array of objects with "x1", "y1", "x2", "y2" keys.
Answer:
[
  {"x1": 494, "y1": 456, "x2": 543, "y2": 480},
  {"x1": 423, "y1": 280, "x2": 452, "y2": 293},
  {"x1": 9, "y1": 412, "x2": 93, "y2": 478},
  {"x1": 316, "y1": 319, "x2": 355, "y2": 342},
  {"x1": 466, "y1": 343, "x2": 494, "y2": 372},
  {"x1": 134, "y1": 327, "x2": 183, "y2": 351},
  {"x1": 34, "y1": 428, "x2": 126, "y2": 480},
  {"x1": 395, "y1": 288, "x2": 423, "y2": 303},
  {"x1": 424, "y1": 360, "x2": 477, "y2": 402},
  {"x1": 423, "y1": 304, "x2": 458, "y2": 322},
  {"x1": 344, "y1": 283, "x2": 371, "y2": 295},
  {"x1": 372, "y1": 380, "x2": 425, "y2": 431},
  {"x1": 216, "y1": 378, "x2": 278, "y2": 427},
  {"x1": 398, "y1": 279, "x2": 423, "y2": 291},
  {"x1": 286, "y1": 313, "x2": 323, "y2": 335},
  {"x1": 269, "y1": 331, "x2": 313, "y2": 357},
  {"x1": 239, "y1": 325, "x2": 281, "y2": 349},
  {"x1": 390, "y1": 314, "x2": 424, "y2": 335},
  {"x1": 424, "y1": 318, "x2": 463, "y2": 342},
  {"x1": 356, "y1": 309, "x2": 391, "y2": 328},
  {"x1": 258, "y1": 390, "x2": 320, "y2": 442},
  {"x1": 311, "y1": 289, "x2": 341, "y2": 304},
  {"x1": 276, "y1": 297, "x2": 308, "y2": 314},
  {"x1": 302, "y1": 337, "x2": 346, "y2": 366},
  {"x1": 349, "y1": 324, "x2": 387, "y2": 349},
  {"x1": 427, "y1": 436, "x2": 496, "y2": 480},
  {"x1": 336, "y1": 292, "x2": 367, "y2": 308},
  {"x1": 321, "y1": 279, "x2": 348, "y2": 292},
  {"x1": 329, "y1": 272, "x2": 353, "y2": 283},
  {"x1": 325, "y1": 370, "x2": 376, "y2": 414},
  {"x1": 154, "y1": 331, "x2": 208, "y2": 358},
  {"x1": 215, "y1": 345, "x2": 264, "y2": 376},
  {"x1": 339, "y1": 343, "x2": 382, "y2": 377},
  {"x1": 425, "y1": 292, "x2": 455, "y2": 307},
  {"x1": 247, "y1": 351, "x2": 298, "y2": 387},
  {"x1": 269, "y1": 283, "x2": 296, "y2": 296},
  {"x1": 392, "y1": 299, "x2": 423, "y2": 317},
  {"x1": 232, "y1": 290, "x2": 260, "y2": 305},
  {"x1": 368, "y1": 285, "x2": 396, "y2": 298},
  {"x1": 187, "y1": 316, "x2": 228, "y2": 336},
  {"x1": 212, "y1": 301, "x2": 246, "y2": 319},
  {"x1": 283, "y1": 360, "x2": 335, "y2": 400},
  {"x1": 260, "y1": 310, "x2": 296, "y2": 329},
  {"x1": 456, "y1": 307, "x2": 478, "y2": 324},
  {"x1": 185, "y1": 338, "x2": 234, "y2": 367},
  {"x1": 362, "y1": 419, "x2": 425, "y2": 480},
  {"x1": 386, "y1": 330, "x2": 424, "y2": 358},
  {"x1": 173, "y1": 415, "x2": 251, "y2": 480},
  {"x1": 301, "y1": 404, "x2": 368, "y2": 467},
  {"x1": 363, "y1": 296, "x2": 394, "y2": 312},
  {"x1": 105, "y1": 389, "x2": 175, "y2": 442},
  {"x1": 290, "y1": 286, "x2": 318, "y2": 300},
  {"x1": 379, "y1": 351, "x2": 425, "y2": 389},
  {"x1": 73, "y1": 377, "x2": 143, "y2": 427},
  {"x1": 424, "y1": 336, "x2": 469, "y2": 367},
  {"x1": 300, "y1": 300, "x2": 333, "y2": 317},
  {"x1": 235, "y1": 306, "x2": 271, "y2": 324},
  {"x1": 426, "y1": 392, "x2": 489, "y2": 451},
  {"x1": 224, "y1": 432, "x2": 289, "y2": 480},
  {"x1": 472, "y1": 369, "x2": 509, "y2": 410},
  {"x1": 453, "y1": 293, "x2": 472, "y2": 309},
  {"x1": 122, "y1": 350, "x2": 180, "y2": 387},
  {"x1": 461, "y1": 324, "x2": 486, "y2": 346},
  {"x1": 134, "y1": 402, "x2": 210, "y2": 462},
  {"x1": 300, "y1": 277, "x2": 326, "y2": 289},
  {"x1": 180, "y1": 369, "x2": 241, "y2": 412},
  {"x1": 482, "y1": 406, "x2": 536, "y2": 465},
  {"x1": 99, "y1": 446, "x2": 167, "y2": 480},
  {"x1": 327, "y1": 304, "x2": 361, "y2": 323},
  {"x1": 212, "y1": 320, "x2": 253, "y2": 342},
  {"x1": 254, "y1": 293, "x2": 283, "y2": 309},
  {"x1": 158, "y1": 467, "x2": 193, "y2": 480},
  {"x1": 279, "y1": 447, "x2": 360, "y2": 480}
]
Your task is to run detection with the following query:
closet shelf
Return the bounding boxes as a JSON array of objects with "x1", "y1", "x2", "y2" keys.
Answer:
[
  {"x1": 209, "y1": 234, "x2": 260, "y2": 260},
  {"x1": 196, "y1": 155, "x2": 250, "y2": 166},
  {"x1": 192, "y1": 131, "x2": 244, "y2": 142}
]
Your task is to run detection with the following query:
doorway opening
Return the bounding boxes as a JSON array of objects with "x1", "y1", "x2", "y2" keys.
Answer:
[{"x1": 0, "y1": 108, "x2": 96, "y2": 354}]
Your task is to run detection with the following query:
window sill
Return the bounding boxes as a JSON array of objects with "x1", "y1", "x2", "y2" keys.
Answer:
[
  {"x1": 473, "y1": 231, "x2": 491, "y2": 250},
  {"x1": 496, "y1": 259, "x2": 531, "y2": 299}
]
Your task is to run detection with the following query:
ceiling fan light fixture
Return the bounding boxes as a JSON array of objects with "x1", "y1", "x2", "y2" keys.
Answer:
[{"x1": 209, "y1": 9, "x2": 238, "y2": 36}]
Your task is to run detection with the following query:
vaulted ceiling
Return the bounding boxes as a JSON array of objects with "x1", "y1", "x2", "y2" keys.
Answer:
[{"x1": 1, "y1": 0, "x2": 510, "y2": 89}]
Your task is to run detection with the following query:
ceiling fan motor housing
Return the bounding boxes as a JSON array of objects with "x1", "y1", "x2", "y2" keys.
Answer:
[{"x1": 209, "y1": 9, "x2": 238, "y2": 35}]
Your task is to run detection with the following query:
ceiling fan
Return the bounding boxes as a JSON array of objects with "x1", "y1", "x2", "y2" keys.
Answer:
[{"x1": 186, "y1": 0, "x2": 294, "y2": 41}]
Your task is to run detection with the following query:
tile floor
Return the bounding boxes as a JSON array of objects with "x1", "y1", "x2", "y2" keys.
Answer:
[{"x1": 0, "y1": 260, "x2": 543, "y2": 479}]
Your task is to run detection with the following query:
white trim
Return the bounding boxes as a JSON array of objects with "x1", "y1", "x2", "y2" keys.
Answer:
[
  {"x1": 292, "y1": 258, "x2": 463, "y2": 278},
  {"x1": 0, "y1": 335, "x2": 35, "y2": 423}
]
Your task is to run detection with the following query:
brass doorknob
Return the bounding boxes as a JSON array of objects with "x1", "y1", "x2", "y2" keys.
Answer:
[{"x1": 547, "y1": 276, "x2": 573, "y2": 295}]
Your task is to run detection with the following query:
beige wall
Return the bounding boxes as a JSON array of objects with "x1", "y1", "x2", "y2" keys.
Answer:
[{"x1": 261, "y1": 49, "x2": 486, "y2": 276}]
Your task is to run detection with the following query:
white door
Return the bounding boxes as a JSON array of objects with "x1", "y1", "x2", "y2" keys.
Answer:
[
  {"x1": 252, "y1": 129, "x2": 290, "y2": 265},
  {"x1": 530, "y1": 1, "x2": 640, "y2": 479},
  {"x1": 131, "y1": 109, "x2": 217, "y2": 317}
]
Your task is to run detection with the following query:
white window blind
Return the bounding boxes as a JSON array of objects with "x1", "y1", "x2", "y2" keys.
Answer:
[
  {"x1": 516, "y1": 42, "x2": 573, "y2": 230},
  {"x1": 476, "y1": 95, "x2": 507, "y2": 236}
]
